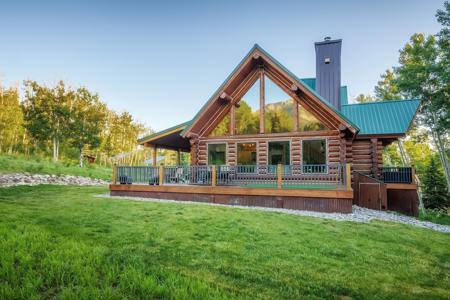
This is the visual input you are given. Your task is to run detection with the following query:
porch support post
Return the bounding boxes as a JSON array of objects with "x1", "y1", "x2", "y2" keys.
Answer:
[
  {"x1": 346, "y1": 163, "x2": 351, "y2": 191},
  {"x1": 277, "y1": 163, "x2": 282, "y2": 189},
  {"x1": 211, "y1": 165, "x2": 217, "y2": 187},
  {"x1": 153, "y1": 146, "x2": 157, "y2": 166},
  {"x1": 112, "y1": 163, "x2": 117, "y2": 184},
  {"x1": 371, "y1": 138, "x2": 379, "y2": 178},
  {"x1": 259, "y1": 70, "x2": 265, "y2": 134},
  {"x1": 159, "y1": 165, "x2": 164, "y2": 186},
  {"x1": 177, "y1": 148, "x2": 181, "y2": 166}
]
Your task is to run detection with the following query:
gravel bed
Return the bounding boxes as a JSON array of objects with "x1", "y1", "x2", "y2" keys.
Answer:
[
  {"x1": 97, "y1": 193, "x2": 450, "y2": 233},
  {"x1": 0, "y1": 173, "x2": 108, "y2": 187}
]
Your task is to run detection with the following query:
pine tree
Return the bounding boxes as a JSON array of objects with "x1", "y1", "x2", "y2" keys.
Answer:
[{"x1": 422, "y1": 156, "x2": 450, "y2": 209}]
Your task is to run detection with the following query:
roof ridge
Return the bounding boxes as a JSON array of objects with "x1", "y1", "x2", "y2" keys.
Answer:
[{"x1": 342, "y1": 99, "x2": 420, "y2": 106}]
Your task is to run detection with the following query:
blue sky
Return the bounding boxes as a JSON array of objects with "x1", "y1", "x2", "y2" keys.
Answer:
[{"x1": 0, "y1": 0, "x2": 444, "y2": 131}]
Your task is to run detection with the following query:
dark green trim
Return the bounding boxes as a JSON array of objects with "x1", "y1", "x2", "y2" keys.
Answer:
[{"x1": 138, "y1": 120, "x2": 192, "y2": 144}]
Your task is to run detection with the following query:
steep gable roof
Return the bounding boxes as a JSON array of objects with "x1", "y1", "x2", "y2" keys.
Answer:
[
  {"x1": 181, "y1": 44, "x2": 359, "y2": 137},
  {"x1": 341, "y1": 99, "x2": 420, "y2": 135}
]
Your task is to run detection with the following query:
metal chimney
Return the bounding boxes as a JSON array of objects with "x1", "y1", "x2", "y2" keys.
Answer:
[{"x1": 315, "y1": 37, "x2": 342, "y2": 110}]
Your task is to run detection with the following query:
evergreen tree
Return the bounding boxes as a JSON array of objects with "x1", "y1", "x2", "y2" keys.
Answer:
[{"x1": 422, "y1": 156, "x2": 450, "y2": 209}]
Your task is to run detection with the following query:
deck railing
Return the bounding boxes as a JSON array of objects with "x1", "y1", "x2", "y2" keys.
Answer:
[
  {"x1": 114, "y1": 164, "x2": 349, "y2": 189},
  {"x1": 380, "y1": 166, "x2": 413, "y2": 184}
]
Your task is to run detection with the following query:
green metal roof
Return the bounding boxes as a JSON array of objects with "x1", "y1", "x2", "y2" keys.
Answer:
[
  {"x1": 300, "y1": 78, "x2": 348, "y2": 105},
  {"x1": 145, "y1": 45, "x2": 420, "y2": 142},
  {"x1": 138, "y1": 120, "x2": 192, "y2": 143},
  {"x1": 341, "y1": 99, "x2": 420, "y2": 135}
]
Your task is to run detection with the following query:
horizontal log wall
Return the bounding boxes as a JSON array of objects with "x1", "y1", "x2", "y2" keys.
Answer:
[
  {"x1": 197, "y1": 134, "x2": 342, "y2": 166},
  {"x1": 351, "y1": 139, "x2": 383, "y2": 176}
]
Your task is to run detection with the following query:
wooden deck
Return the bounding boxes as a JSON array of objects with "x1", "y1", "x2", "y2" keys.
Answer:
[{"x1": 109, "y1": 184, "x2": 354, "y2": 213}]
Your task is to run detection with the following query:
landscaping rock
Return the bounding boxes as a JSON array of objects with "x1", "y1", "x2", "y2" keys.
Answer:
[{"x1": 0, "y1": 173, "x2": 108, "y2": 187}]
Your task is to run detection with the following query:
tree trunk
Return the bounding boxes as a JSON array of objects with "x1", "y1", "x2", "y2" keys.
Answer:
[
  {"x1": 433, "y1": 130, "x2": 450, "y2": 192},
  {"x1": 397, "y1": 140, "x2": 410, "y2": 166},
  {"x1": 53, "y1": 137, "x2": 59, "y2": 162},
  {"x1": 79, "y1": 148, "x2": 84, "y2": 167}
]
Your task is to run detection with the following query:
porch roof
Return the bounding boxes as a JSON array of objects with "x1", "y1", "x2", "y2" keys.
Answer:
[{"x1": 137, "y1": 121, "x2": 192, "y2": 151}]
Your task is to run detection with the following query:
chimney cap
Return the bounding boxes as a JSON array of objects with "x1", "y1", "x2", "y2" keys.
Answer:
[{"x1": 315, "y1": 37, "x2": 342, "y2": 46}]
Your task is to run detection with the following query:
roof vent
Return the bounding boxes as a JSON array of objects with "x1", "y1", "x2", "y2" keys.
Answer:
[{"x1": 324, "y1": 36, "x2": 331, "y2": 41}]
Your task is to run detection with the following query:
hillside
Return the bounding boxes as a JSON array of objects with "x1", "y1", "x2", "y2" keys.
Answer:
[{"x1": 0, "y1": 154, "x2": 111, "y2": 181}]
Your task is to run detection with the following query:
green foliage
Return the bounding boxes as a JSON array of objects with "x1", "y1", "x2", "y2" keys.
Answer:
[
  {"x1": 382, "y1": 144, "x2": 402, "y2": 166},
  {"x1": 0, "y1": 185, "x2": 449, "y2": 299},
  {"x1": 354, "y1": 94, "x2": 376, "y2": 103},
  {"x1": 0, "y1": 154, "x2": 111, "y2": 180},
  {"x1": 0, "y1": 80, "x2": 147, "y2": 167},
  {"x1": 209, "y1": 113, "x2": 230, "y2": 136},
  {"x1": 70, "y1": 87, "x2": 107, "y2": 155},
  {"x1": 264, "y1": 99, "x2": 294, "y2": 133},
  {"x1": 0, "y1": 87, "x2": 27, "y2": 154},
  {"x1": 419, "y1": 208, "x2": 450, "y2": 225},
  {"x1": 422, "y1": 156, "x2": 450, "y2": 209},
  {"x1": 235, "y1": 100, "x2": 259, "y2": 135},
  {"x1": 375, "y1": 69, "x2": 402, "y2": 100}
]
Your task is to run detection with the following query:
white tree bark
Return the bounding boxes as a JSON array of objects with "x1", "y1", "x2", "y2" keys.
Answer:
[
  {"x1": 52, "y1": 137, "x2": 59, "y2": 162},
  {"x1": 433, "y1": 130, "x2": 450, "y2": 192},
  {"x1": 79, "y1": 148, "x2": 84, "y2": 167}
]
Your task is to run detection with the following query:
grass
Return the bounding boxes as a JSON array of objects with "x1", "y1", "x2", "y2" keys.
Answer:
[
  {"x1": 419, "y1": 209, "x2": 450, "y2": 226},
  {"x1": 0, "y1": 154, "x2": 111, "y2": 180},
  {"x1": 0, "y1": 185, "x2": 449, "y2": 299}
]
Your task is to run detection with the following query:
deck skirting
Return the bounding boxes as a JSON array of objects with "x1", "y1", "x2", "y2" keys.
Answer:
[{"x1": 109, "y1": 184, "x2": 353, "y2": 213}]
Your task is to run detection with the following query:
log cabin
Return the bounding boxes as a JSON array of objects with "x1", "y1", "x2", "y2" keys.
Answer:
[{"x1": 110, "y1": 38, "x2": 421, "y2": 215}]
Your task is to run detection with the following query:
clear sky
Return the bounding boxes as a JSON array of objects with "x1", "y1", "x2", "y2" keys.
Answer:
[{"x1": 0, "y1": 0, "x2": 444, "y2": 131}]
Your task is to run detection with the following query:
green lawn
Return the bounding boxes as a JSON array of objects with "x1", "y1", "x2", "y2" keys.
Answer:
[
  {"x1": 0, "y1": 154, "x2": 111, "y2": 180},
  {"x1": 0, "y1": 185, "x2": 449, "y2": 299}
]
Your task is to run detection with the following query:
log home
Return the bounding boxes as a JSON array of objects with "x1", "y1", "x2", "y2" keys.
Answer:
[{"x1": 110, "y1": 38, "x2": 420, "y2": 215}]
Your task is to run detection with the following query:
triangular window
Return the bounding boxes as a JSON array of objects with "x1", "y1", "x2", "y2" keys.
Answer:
[
  {"x1": 235, "y1": 78, "x2": 260, "y2": 135},
  {"x1": 264, "y1": 75, "x2": 295, "y2": 133},
  {"x1": 209, "y1": 113, "x2": 230, "y2": 137},
  {"x1": 298, "y1": 104, "x2": 326, "y2": 131}
]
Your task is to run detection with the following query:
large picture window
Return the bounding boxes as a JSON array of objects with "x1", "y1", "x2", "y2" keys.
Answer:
[
  {"x1": 237, "y1": 143, "x2": 257, "y2": 165},
  {"x1": 268, "y1": 141, "x2": 290, "y2": 165},
  {"x1": 208, "y1": 143, "x2": 226, "y2": 165},
  {"x1": 302, "y1": 139, "x2": 326, "y2": 173},
  {"x1": 235, "y1": 79, "x2": 260, "y2": 135}
]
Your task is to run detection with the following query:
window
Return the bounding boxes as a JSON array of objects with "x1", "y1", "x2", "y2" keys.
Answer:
[
  {"x1": 237, "y1": 143, "x2": 257, "y2": 165},
  {"x1": 209, "y1": 113, "x2": 230, "y2": 137},
  {"x1": 298, "y1": 105, "x2": 326, "y2": 132},
  {"x1": 208, "y1": 143, "x2": 226, "y2": 165},
  {"x1": 302, "y1": 139, "x2": 326, "y2": 173},
  {"x1": 264, "y1": 75, "x2": 295, "y2": 133},
  {"x1": 235, "y1": 79, "x2": 260, "y2": 135},
  {"x1": 268, "y1": 141, "x2": 290, "y2": 165}
]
